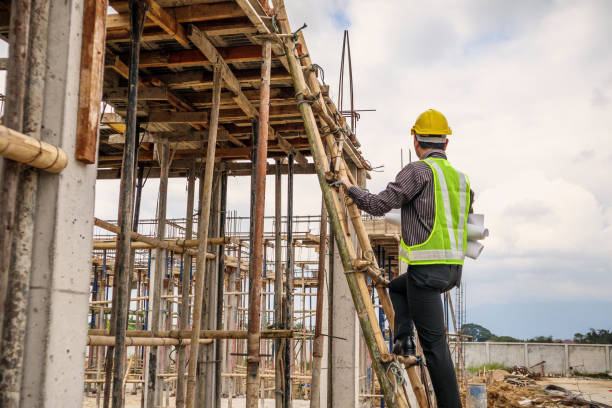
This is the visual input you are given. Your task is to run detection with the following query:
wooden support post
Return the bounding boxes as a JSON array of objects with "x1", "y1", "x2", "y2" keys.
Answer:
[
  {"x1": 310, "y1": 200, "x2": 327, "y2": 408},
  {"x1": 176, "y1": 164, "x2": 196, "y2": 408},
  {"x1": 110, "y1": 2, "x2": 146, "y2": 407},
  {"x1": 185, "y1": 62, "x2": 222, "y2": 408},
  {"x1": 246, "y1": 40, "x2": 271, "y2": 408},
  {"x1": 75, "y1": 0, "x2": 107, "y2": 163},
  {"x1": 145, "y1": 143, "x2": 170, "y2": 408}
]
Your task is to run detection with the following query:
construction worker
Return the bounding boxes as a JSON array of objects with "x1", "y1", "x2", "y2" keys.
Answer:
[{"x1": 338, "y1": 109, "x2": 471, "y2": 408}]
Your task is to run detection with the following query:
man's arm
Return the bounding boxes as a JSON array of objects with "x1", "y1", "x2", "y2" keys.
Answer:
[{"x1": 339, "y1": 164, "x2": 425, "y2": 216}]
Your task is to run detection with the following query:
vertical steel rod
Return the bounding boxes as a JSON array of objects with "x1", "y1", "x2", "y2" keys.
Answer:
[
  {"x1": 185, "y1": 62, "x2": 222, "y2": 408},
  {"x1": 246, "y1": 40, "x2": 272, "y2": 408}
]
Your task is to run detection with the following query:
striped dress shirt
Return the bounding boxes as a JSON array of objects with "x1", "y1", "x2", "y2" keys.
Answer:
[{"x1": 348, "y1": 150, "x2": 473, "y2": 247}]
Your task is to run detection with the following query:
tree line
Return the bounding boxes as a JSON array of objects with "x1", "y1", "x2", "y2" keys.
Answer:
[{"x1": 461, "y1": 324, "x2": 612, "y2": 344}]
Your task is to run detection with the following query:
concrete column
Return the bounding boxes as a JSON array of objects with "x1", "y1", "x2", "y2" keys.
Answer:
[
  {"x1": 485, "y1": 342, "x2": 491, "y2": 364},
  {"x1": 524, "y1": 343, "x2": 529, "y2": 366},
  {"x1": 317, "y1": 248, "x2": 330, "y2": 408},
  {"x1": 329, "y1": 164, "x2": 361, "y2": 408},
  {"x1": 606, "y1": 345, "x2": 611, "y2": 374},
  {"x1": 20, "y1": 0, "x2": 97, "y2": 406}
]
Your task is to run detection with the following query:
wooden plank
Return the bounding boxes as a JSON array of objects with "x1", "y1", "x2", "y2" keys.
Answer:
[
  {"x1": 105, "y1": 54, "x2": 129, "y2": 79},
  {"x1": 159, "y1": 67, "x2": 291, "y2": 89},
  {"x1": 138, "y1": 46, "x2": 263, "y2": 68},
  {"x1": 76, "y1": 0, "x2": 107, "y2": 163},
  {"x1": 103, "y1": 86, "x2": 169, "y2": 101},
  {"x1": 147, "y1": 110, "x2": 208, "y2": 124},
  {"x1": 106, "y1": 2, "x2": 245, "y2": 29},
  {"x1": 143, "y1": 0, "x2": 189, "y2": 47}
]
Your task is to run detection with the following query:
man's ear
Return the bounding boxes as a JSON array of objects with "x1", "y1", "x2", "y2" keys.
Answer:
[{"x1": 443, "y1": 138, "x2": 449, "y2": 151}]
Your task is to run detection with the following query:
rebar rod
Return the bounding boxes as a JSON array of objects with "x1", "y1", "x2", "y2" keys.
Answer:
[
  {"x1": 110, "y1": 1, "x2": 146, "y2": 406},
  {"x1": 185, "y1": 62, "x2": 222, "y2": 408},
  {"x1": 245, "y1": 40, "x2": 272, "y2": 408}
]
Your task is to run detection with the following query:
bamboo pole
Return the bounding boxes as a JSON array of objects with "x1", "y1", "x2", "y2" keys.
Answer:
[
  {"x1": 92, "y1": 236, "x2": 234, "y2": 250},
  {"x1": 271, "y1": 2, "x2": 410, "y2": 406},
  {"x1": 310, "y1": 200, "x2": 327, "y2": 408},
  {"x1": 185, "y1": 62, "x2": 222, "y2": 408},
  {"x1": 246, "y1": 39, "x2": 272, "y2": 408},
  {"x1": 87, "y1": 336, "x2": 213, "y2": 346},
  {"x1": 88, "y1": 329, "x2": 295, "y2": 339},
  {"x1": 176, "y1": 164, "x2": 196, "y2": 408},
  {"x1": 0, "y1": 125, "x2": 67, "y2": 173},
  {"x1": 94, "y1": 218, "x2": 208, "y2": 257}
]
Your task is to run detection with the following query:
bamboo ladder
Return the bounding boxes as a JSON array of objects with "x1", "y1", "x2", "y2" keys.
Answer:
[{"x1": 271, "y1": 2, "x2": 430, "y2": 407}]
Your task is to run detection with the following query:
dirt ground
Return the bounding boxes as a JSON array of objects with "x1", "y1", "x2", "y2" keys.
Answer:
[
  {"x1": 537, "y1": 377, "x2": 612, "y2": 405},
  {"x1": 82, "y1": 395, "x2": 311, "y2": 408}
]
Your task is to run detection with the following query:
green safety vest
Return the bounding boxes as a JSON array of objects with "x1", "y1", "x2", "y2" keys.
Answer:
[{"x1": 399, "y1": 158, "x2": 470, "y2": 265}]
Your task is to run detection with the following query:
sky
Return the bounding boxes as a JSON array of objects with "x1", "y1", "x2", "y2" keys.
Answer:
[{"x1": 92, "y1": 1, "x2": 612, "y2": 339}]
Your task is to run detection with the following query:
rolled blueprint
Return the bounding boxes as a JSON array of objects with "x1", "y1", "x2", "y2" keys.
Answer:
[
  {"x1": 467, "y1": 213, "x2": 484, "y2": 227},
  {"x1": 385, "y1": 209, "x2": 401, "y2": 226},
  {"x1": 467, "y1": 223, "x2": 489, "y2": 240},
  {"x1": 466, "y1": 240, "x2": 484, "y2": 260}
]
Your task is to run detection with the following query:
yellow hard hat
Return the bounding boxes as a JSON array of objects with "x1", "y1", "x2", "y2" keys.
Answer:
[{"x1": 411, "y1": 109, "x2": 452, "y2": 136}]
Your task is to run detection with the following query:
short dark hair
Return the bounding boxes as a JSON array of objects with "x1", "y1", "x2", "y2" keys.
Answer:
[{"x1": 416, "y1": 140, "x2": 446, "y2": 150}]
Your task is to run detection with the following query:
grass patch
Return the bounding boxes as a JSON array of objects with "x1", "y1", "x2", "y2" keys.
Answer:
[
  {"x1": 572, "y1": 371, "x2": 611, "y2": 379},
  {"x1": 467, "y1": 362, "x2": 511, "y2": 374}
]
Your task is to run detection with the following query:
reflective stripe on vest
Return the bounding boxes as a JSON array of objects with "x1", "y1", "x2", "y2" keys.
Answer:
[{"x1": 398, "y1": 158, "x2": 470, "y2": 265}]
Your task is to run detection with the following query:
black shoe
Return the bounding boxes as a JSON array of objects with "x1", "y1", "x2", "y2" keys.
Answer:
[{"x1": 392, "y1": 336, "x2": 416, "y2": 356}]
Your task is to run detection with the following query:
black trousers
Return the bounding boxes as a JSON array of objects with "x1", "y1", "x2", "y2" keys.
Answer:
[{"x1": 389, "y1": 264, "x2": 462, "y2": 408}]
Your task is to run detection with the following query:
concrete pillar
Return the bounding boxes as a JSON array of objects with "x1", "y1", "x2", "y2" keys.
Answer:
[
  {"x1": 20, "y1": 0, "x2": 97, "y2": 406},
  {"x1": 524, "y1": 343, "x2": 529, "y2": 366},
  {"x1": 485, "y1": 342, "x2": 491, "y2": 364},
  {"x1": 564, "y1": 344, "x2": 570, "y2": 375},
  {"x1": 317, "y1": 249, "x2": 330, "y2": 408},
  {"x1": 606, "y1": 345, "x2": 610, "y2": 373},
  {"x1": 328, "y1": 164, "x2": 361, "y2": 408}
]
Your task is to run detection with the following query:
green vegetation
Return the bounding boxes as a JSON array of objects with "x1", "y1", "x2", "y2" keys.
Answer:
[
  {"x1": 466, "y1": 362, "x2": 510, "y2": 374},
  {"x1": 462, "y1": 323, "x2": 557, "y2": 343},
  {"x1": 574, "y1": 329, "x2": 612, "y2": 344}
]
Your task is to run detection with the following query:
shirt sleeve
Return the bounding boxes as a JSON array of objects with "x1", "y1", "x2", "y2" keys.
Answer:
[{"x1": 346, "y1": 164, "x2": 425, "y2": 216}]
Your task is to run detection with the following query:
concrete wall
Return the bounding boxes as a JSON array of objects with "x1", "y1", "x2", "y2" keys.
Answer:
[{"x1": 457, "y1": 342, "x2": 612, "y2": 375}]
